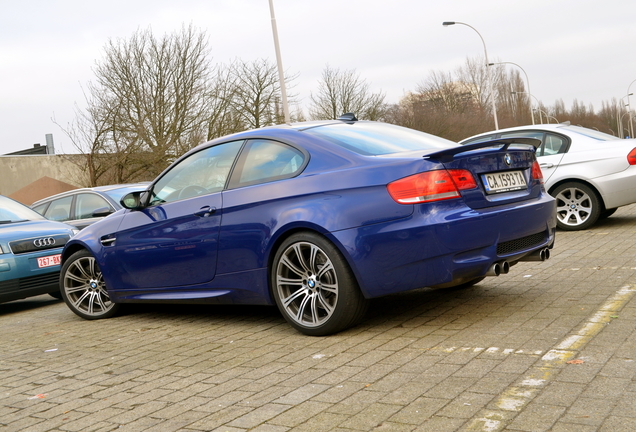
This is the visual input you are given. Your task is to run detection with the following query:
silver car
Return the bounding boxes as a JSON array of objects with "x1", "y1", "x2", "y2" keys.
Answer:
[
  {"x1": 461, "y1": 124, "x2": 636, "y2": 230},
  {"x1": 31, "y1": 183, "x2": 149, "y2": 230}
]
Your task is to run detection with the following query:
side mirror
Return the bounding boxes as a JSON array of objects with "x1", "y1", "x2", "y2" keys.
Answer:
[
  {"x1": 120, "y1": 191, "x2": 148, "y2": 210},
  {"x1": 92, "y1": 207, "x2": 114, "y2": 217}
]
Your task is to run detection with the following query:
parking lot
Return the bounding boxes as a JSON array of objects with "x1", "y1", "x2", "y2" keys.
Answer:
[{"x1": 2, "y1": 204, "x2": 636, "y2": 432}]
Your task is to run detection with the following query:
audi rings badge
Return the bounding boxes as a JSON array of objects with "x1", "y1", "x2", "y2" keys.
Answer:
[{"x1": 33, "y1": 237, "x2": 56, "y2": 248}]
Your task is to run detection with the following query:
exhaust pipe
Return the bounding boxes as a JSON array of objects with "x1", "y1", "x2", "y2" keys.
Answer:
[
  {"x1": 485, "y1": 261, "x2": 510, "y2": 277},
  {"x1": 500, "y1": 261, "x2": 510, "y2": 274},
  {"x1": 486, "y1": 262, "x2": 502, "y2": 276},
  {"x1": 520, "y1": 248, "x2": 551, "y2": 262}
]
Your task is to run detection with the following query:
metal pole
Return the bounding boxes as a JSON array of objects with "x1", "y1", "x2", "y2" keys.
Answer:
[
  {"x1": 491, "y1": 61, "x2": 534, "y2": 125},
  {"x1": 628, "y1": 80, "x2": 636, "y2": 138},
  {"x1": 443, "y1": 21, "x2": 498, "y2": 130},
  {"x1": 268, "y1": 0, "x2": 290, "y2": 124}
]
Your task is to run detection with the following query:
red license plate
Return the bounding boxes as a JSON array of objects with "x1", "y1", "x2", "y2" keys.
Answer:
[{"x1": 37, "y1": 254, "x2": 61, "y2": 268}]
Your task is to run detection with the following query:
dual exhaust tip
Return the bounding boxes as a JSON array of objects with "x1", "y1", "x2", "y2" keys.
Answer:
[
  {"x1": 486, "y1": 260, "x2": 510, "y2": 277},
  {"x1": 486, "y1": 248, "x2": 551, "y2": 277}
]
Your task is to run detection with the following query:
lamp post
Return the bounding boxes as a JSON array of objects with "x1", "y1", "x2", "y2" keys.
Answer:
[
  {"x1": 622, "y1": 92, "x2": 633, "y2": 138},
  {"x1": 618, "y1": 94, "x2": 633, "y2": 138},
  {"x1": 619, "y1": 111, "x2": 631, "y2": 138},
  {"x1": 533, "y1": 107, "x2": 550, "y2": 124},
  {"x1": 512, "y1": 91, "x2": 541, "y2": 123},
  {"x1": 491, "y1": 61, "x2": 534, "y2": 125},
  {"x1": 268, "y1": 0, "x2": 290, "y2": 124},
  {"x1": 443, "y1": 21, "x2": 498, "y2": 130},
  {"x1": 627, "y1": 80, "x2": 636, "y2": 138}
]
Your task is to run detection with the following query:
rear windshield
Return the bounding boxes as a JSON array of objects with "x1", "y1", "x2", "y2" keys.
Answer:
[
  {"x1": 303, "y1": 122, "x2": 457, "y2": 155},
  {"x1": 562, "y1": 125, "x2": 621, "y2": 141}
]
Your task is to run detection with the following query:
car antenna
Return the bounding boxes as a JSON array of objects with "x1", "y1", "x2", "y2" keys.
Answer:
[{"x1": 337, "y1": 113, "x2": 358, "y2": 122}]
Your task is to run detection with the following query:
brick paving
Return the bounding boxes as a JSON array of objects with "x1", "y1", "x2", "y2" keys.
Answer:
[{"x1": 2, "y1": 204, "x2": 636, "y2": 431}]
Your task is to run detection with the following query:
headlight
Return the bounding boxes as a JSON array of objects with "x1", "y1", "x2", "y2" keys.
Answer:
[
  {"x1": 71, "y1": 229, "x2": 80, "y2": 236},
  {"x1": 0, "y1": 244, "x2": 4, "y2": 254}
]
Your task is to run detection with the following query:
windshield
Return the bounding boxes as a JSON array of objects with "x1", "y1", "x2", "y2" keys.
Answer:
[
  {"x1": 563, "y1": 125, "x2": 620, "y2": 141},
  {"x1": 0, "y1": 195, "x2": 46, "y2": 223},
  {"x1": 303, "y1": 122, "x2": 457, "y2": 155}
]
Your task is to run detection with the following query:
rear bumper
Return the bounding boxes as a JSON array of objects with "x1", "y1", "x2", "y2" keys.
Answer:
[
  {"x1": 593, "y1": 165, "x2": 636, "y2": 209},
  {"x1": 333, "y1": 194, "x2": 556, "y2": 298}
]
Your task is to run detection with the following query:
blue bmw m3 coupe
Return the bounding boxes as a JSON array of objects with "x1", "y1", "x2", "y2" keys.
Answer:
[{"x1": 60, "y1": 118, "x2": 556, "y2": 335}]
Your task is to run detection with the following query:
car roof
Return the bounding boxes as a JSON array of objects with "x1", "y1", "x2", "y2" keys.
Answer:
[{"x1": 31, "y1": 182, "x2": 150, "y2": 206}]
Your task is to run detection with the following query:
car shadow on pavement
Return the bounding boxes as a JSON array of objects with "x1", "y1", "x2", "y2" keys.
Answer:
[
  {"x1": 123, "y1": 302, "x2": 283, "y2": 322},
  {"x1": 0, "y1": 294, "x2": 62, "y2": 316}
]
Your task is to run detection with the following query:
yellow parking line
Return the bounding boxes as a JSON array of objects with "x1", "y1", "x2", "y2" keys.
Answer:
[{"x1": 465, "y1": 285, "x2": 636, "y2": 432}]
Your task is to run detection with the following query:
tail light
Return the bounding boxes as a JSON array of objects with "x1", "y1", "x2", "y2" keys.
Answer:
[
  {"x1": 628, "y1": 148, "x2": 636, "y2": 165},
  {"x1": 387, "y1": 169, "x2": 476, "y2": 204},
  {"x1": 531, "y1": 161, "x2": 544, "y2": 183}
]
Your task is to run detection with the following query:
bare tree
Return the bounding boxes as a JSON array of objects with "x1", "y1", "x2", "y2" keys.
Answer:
[
  {"x1": 205, "y1": 64, "x2": 245, "y2": 140},
  {"x1": 309, "y1": 66, "x2": 386, "y2": 120},
  {"x1": 228, "y1": 58, "x2": 298, "y2": 129},
  {"x1": 54, "y1": 86, "x2": 152, "y2": 186},
  {"x1": 99, "y1": 25, "x2": 215, "y2": 161},
  {"x1": 59, "y1": 25, "x2": 217, "y2": 186}
]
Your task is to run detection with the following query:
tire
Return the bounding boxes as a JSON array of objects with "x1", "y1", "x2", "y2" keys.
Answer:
[
  {"x1": 60, "y1": 249, "x2": 120, "y2": 320},
  {"x1": 552, "y1": 182, "x2": 601, "y2": 231},
  {"x1": 599, "y1": 208, "x2": 617, "y2": 220},
  {"x1": 271, "y1": 232, "x2": 368, "y2": 336}
]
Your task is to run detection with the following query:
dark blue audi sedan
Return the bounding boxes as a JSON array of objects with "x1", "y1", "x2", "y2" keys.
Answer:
[{"x1": 59, "y1": 118, "x2": 556, "y2": 335}]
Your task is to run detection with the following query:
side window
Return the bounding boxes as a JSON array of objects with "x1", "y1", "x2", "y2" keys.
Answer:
[
  {"x1": 150, "y1": 140, "x2": 243, "y2": 205},
  {"x1": 500, "y1": 131, "x2": 546, "y2": 155},
  {"x1": 229, "y1": 140, "x2": 305, "y2": 188},
  {"x1": 499, "y1": 131, "x2": 568, "y2": 156},
  {"x1": 32, "y1": 203, "x2": 49, "y2": 215},
  {"x1": 44, "y1": 196, "x2": 73, "y2": 221},
  {"x1": 543, "y1": 134, "x2": 567, "y2": 155},
  {"x1": 462, "y1": 134, "x2": 496, "y2": 145},
  {"x1": 75, "y1": 194, "x2": 112, "y2": 219}
]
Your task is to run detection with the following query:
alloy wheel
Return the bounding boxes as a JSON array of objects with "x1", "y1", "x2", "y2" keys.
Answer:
[
  {"x1": 275, "y1": 241, "x2": 339, "y2": 328},
  {"x1": 62, "y1": 252, "x2": 118, "y2": 319}
]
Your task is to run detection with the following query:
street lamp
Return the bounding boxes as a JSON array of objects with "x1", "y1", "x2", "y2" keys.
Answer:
[
  {"x1": 443, "y1": 21, "x2": 498, "y2": 130},
  {"x1": 533, "y1": 107, "x2": 550, "y2": 124},
  {"x1": 617, "y1": 93, "x2": 633, "y2": 138},
  {"x1": 268, "y1": 0, "x2": 290, "y2": 124},
  {"x1": 491, "y1": 61, "x2": 534, "y2": 125},
  {"x1": 512, "y1": 91, "x2": 542, "y2": 123},
  {"x1": 627, "y1": 80, "x2": 636, "y2": 138},
  {"x1": 622, "y1": 92, "x2": 634, "y2": 138}
]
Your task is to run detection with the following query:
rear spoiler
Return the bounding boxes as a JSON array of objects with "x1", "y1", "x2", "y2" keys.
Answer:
[{"x1": 425, "y1": 138, "x2": 541, "y2": 163}]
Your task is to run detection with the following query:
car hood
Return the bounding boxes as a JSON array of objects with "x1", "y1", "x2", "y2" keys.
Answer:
[{"x1": 0, "y1": 219, "x2": 76, "y2": 241}]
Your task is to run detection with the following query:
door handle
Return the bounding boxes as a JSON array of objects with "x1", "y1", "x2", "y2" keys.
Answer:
[
  {"x1": 539, "y1": 163, "x2": 554, "y2": 169},
  {"x1": 194, "y1": 206, "x2": 217, "y2": 217}
]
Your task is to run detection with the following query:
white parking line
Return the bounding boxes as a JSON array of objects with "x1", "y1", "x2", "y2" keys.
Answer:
[{"x1": 465, "y1": 284, "x2": 636, "y2": 432}]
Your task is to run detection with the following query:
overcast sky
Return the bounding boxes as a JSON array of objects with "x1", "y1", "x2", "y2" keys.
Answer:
[{"x1": 1, "y1": 0, "x2": 635, "y2": 154}]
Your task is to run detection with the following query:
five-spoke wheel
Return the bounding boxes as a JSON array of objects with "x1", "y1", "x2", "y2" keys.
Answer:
[
  {"x1": 552, "y1": 182, "x2": 601, "y2": 231},
  {"x1": 272, "y1": 232, "x2": 367, "y2": 336},
  {"x1": 60, "y1": 250, "x2": 120, "y2": 320}
]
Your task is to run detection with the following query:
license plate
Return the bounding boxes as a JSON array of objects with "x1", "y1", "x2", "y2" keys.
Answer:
[
  {"x1": 481, "y1": 170, "x2": 527, "y2": 194},
  {"x1": 37, "y1": 254, "x2": 61, "y2": 268}
]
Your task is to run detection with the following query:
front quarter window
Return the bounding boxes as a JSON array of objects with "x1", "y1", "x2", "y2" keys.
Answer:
[{"x1": 149, "y1": 140, "x2": 243, "y2": 205}]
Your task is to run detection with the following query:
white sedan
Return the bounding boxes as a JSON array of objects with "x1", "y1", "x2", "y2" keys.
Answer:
[{"x1": 461, "y1": 123, "x2": 636, "y2": 230}]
